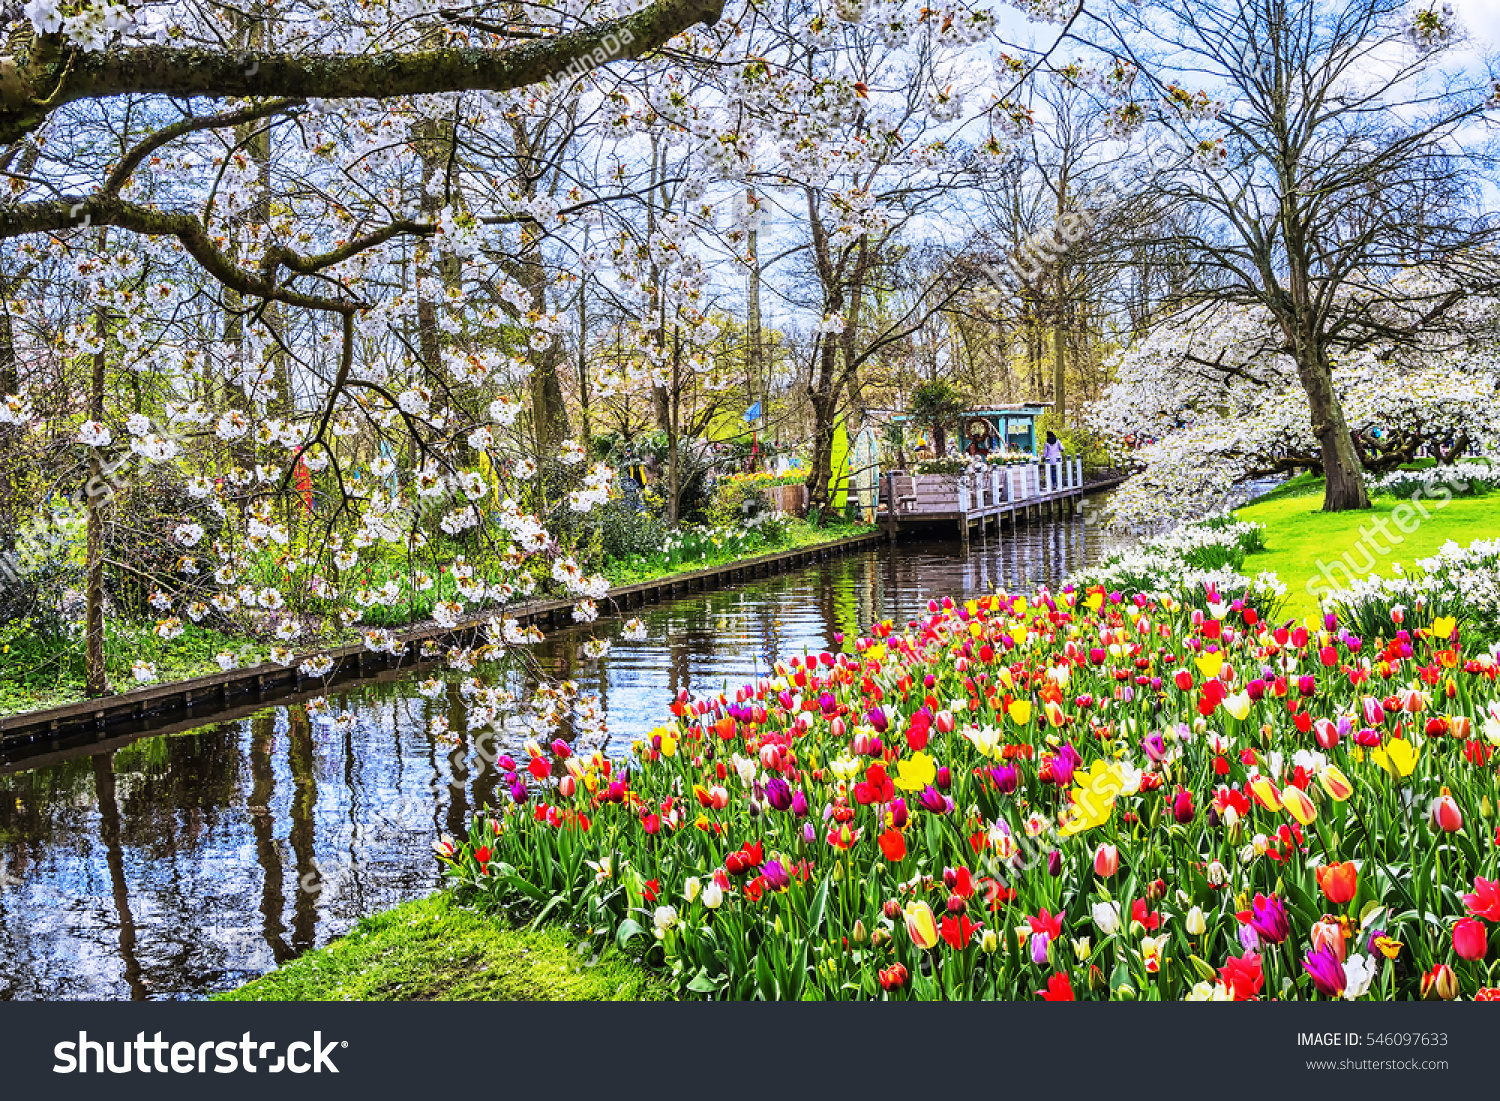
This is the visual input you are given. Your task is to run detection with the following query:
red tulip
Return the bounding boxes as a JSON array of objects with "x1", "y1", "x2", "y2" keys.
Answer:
[
  {"x1": 1219, "y1": 953, "x2": 1264, "y2": 1001},
  {"x1": 1094, "y1": 843, "x2": 1119, "y2": 877},
  {"x1": 1463, "y1": 876, "x2": 1500, "y2": 922},
  {"x1": 1038, "y1": 972, "x2": 1074, "y2": 1001},
  {"x1": 878, "y1": 828, "x2": 907, "y2": 863},
  {"x1": 1454, "y1": 918, "x2": 1488, "y2": 961},
  {"x1": 1429, "y1": 788, "x2": 1463, "y2": 833}
]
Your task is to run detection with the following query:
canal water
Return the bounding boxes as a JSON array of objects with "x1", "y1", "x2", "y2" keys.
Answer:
[{"x1": 0, "y1": 512, "x2": 1127, "y2": 1000}]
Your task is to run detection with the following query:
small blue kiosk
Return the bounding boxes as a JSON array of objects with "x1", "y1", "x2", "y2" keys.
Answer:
[{"x1": 890, "y1": 403, "x2": 1050, "y2": 457}]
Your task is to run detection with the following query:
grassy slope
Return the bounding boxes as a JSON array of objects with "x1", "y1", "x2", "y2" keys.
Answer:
[
  {"x1": 216, "y1": 893, "x2": 667, "y2": 1002},
  {"x1": 602, "y1": 516, "x2": 876, "y2": 586},
  {"x1": 1235, "y1": 482, "x2": 1500, "y2": 619}
]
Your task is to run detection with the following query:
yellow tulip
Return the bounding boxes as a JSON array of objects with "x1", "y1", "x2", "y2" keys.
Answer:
[
  {"x1": 894, "y1": 751, "x2": 937, "y2": 792},
  {"x1": 1086, "y1": 591, "x2": 1104, "y2": 613},
  {"x1": 1248, "y1": 775, "x2": 1282, "y2": 812},
  {"x1": 1433, "y1": 616, "x2": 1457, "y2": 640},
  {"x1": 1223, "y1": 691, "x2": 1251, "y2": 721},
  {"x1": 1059, "y1": 760, "x2": 1125, "y2": 837},
  {"x1": 1319, "y1": 764, "x2": 1355, "y2": 802},
  {"x1": 904, "y1": 900, "x2": 940, "y2": 950},
  {"x1": 1280, "y1": 784, "x2": 1318, "y2": 826},
  {"x1": 1007, "y1": 698, "x2": 1033, "y2": 726},
  {"x1": 1371, "y1": 737, "x2": 1420, "y2": 779},
  {"x1": 997, "y1": 667, "x2": 1014, "y2": 690},
  {"x1": 1195, "y1": 651, "x2": 1223, "y2": 678},
  {"x1": 1010, "y1": 626, "x2": 1029, "y2": 647}
]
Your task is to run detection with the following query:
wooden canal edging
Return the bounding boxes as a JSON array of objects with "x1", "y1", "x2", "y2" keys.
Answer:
[
  {"x1": 0, "y1": 528, "x2": 887, "y2": 757},
  {"x1": 882, "y1": 462, "x2": 1127, "y2": 544}
]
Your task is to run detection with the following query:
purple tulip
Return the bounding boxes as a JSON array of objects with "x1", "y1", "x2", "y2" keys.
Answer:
[
  {"x1": 1238, "y1": 923, "x2": 1261, "y2": 953},
  {"x1": 889, "y1": 797, "x2": 909, "y2": 829},
  {"x1": 989, "y1": 763, "x2": 1019, "y2": 794},
  {"x1": 1142, "y1": 732, "x2": 1167, "y2": 763},
  {"x1": 762, "y1": 858, "x2": 792, "y2": 892},
  {"x1": 802, "y1": 822, "x2": 817, "y2": 844},
  {"x1": 1030, "y1": 931, "x2": 1051, "y2": 965},
  {"x1": 918, "y1": 785, "x2": 950, "y2": 815},
  {"x1": 1047, "y1": 849, "x2": 1062, "y2": 877},
  {"x1": 1303, "y1": 944, "x2": 1346, "y2": 998},
  {"x1": 1046, "y1": 752, "x2": 1075, "y2": 787},
  {"x1": 867, "y1": 707, "x2": 889, "y2": 734},
  {"x1": 764, "y1": 777, "x2": 793, "y2": 812},
  {"x1": 1248, "y1": 892, "x2": 1290, "y2": 944},
  {"x1": 936, "y1": 766, "x2": 952, "y2": 791},
  {"x1": 790, "y1": 789, "x2": 809, "y2": 817}
]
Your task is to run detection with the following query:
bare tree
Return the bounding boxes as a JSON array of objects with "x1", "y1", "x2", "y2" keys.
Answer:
[{"x1": 1091, "y1": 0, "x2": 1500, "y2": 511}]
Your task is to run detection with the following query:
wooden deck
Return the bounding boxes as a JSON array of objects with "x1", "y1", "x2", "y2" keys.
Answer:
[{"x1": 881, "y1": 461, "x2": 1125, "y2": 542}]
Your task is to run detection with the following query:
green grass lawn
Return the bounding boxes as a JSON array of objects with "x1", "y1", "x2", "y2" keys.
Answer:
[
  {"x1": 1235, "y1": 482, "x2": 1500, "y2": 619},
  {"x1": 215, "y1": 893, "x2": 668, "y2": 1001}
]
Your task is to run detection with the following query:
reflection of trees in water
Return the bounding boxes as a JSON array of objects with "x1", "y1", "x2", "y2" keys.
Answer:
[
  {"x1": 248, "y1": 710, "x2": 291, "y2": 966},
  {"x1": 91, "y1": 751, "x2": 147, "y2": 1000},
  {"x1": 116, "y1": 724, "x2": 243, "y2": 853},
  {"x1": 286, "y1": 708, "x2": 319, "y2": 951},
  {"x1": 0, "y1": 755, "x2": 96, "y2": 847}
]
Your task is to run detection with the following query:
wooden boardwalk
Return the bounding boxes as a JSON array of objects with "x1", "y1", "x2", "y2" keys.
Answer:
[{"x1": 882, "y1": 461, "x2": 1125, "y2": 543}]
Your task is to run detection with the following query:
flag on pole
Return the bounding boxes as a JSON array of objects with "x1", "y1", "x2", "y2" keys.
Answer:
[{"x1": 743, "y1": 400, "x2": 762, "y2": 422}]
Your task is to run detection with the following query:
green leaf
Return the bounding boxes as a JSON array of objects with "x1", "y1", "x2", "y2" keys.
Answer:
[
  {"x1": 686, "y1": 968, "x2": 721, "y2": 994},
  {"x1": 616, "y1": 917, "x2": 646, "y2": 949},
  {"x1": 807, "y1": 875, "x2": 831, "y2": 936}
]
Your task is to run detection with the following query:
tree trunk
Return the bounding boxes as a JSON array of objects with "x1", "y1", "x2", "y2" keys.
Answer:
[
  {"x1": 666, "y1": 327, "x2": 681, "y2": 524},
  {"x1": 1296, "y1": 353, "x2": 1370, "y2": 512},
  {"x1": 804, "y1": 341, "x2": 839, "y2": 519},
  {"x1": 85, "y1": 301, "x2": 109, "y2": 698},
  {"x1": 1052, "y1": 272, "x2": 1067, "y2": 426}
]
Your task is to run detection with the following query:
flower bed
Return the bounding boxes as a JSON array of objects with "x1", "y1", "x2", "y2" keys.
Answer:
[
  {"x1": 438, "y1": 581, "x2": 1500, "y2": 1001},
  {"x1": 1321, "y1": 537, "x2": 1500, "y2": 646}
]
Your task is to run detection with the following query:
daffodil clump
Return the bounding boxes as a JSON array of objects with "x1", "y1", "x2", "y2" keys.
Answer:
[{"x1": 438, "y1": 586, "x2": 1500, "y2": 1001}]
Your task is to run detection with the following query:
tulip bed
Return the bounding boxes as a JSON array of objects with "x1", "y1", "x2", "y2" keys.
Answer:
[{"x1": 437, "y1": 585, "x2": 1500, "y2": 1001}]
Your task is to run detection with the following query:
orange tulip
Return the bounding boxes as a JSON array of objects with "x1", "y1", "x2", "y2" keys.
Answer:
[
  {"x1": 879, "y1": 828, "x2": 907, "y2": 863},
  {"x1": 1316, "y1": 860, "x2": 1358, "y2": 905}
]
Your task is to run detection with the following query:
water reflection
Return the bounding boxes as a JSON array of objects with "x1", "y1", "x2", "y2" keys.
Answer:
[{"x1": 0, "y1": 515, "x2": 1126, "y2": 1000}]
